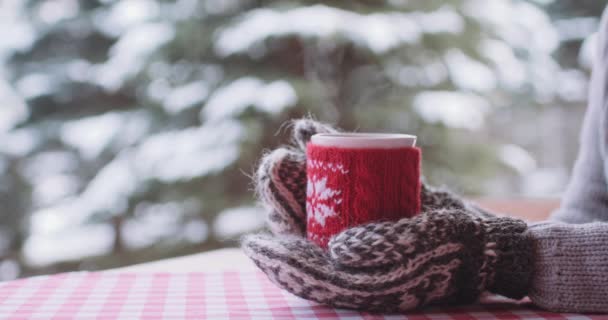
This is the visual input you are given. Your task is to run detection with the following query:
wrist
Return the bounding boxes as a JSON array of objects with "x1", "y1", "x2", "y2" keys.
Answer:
[
  {"x1": 420, "y1": 183, "x2": 466, "y2": 212},
  {"x1": 483, "y1": 217, "x2": 534, "y2": 299}
]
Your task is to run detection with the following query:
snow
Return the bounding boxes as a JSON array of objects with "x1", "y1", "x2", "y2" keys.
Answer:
[
  {"x1": 554, "y1": 17, "x2": 599, "y2": 42},
  {"x1": 16, "y1": 73, "x2": 56, "y2": 99},
  {"x1": 389, "y1": 60, "x2": 447, "y2": 87},
  {"x1": 171, "y1": 0, "x2": 199, "y2": 20},
  {"x1": 32, "y1": 120, "x2": 245, "y2": 243},
  {"x1": 255, "y1": 80, "x2": 297, "y2": 114},
  {"x1": 122, "y1": 202, "x2": 183, "y2": 249},
  {"x1": 147, "y1": 79, "x2": 172, "y2": 102},
  {"x1": 213, "y1": 206, "x2": 265, "y2": 239},
  {"x1": 124, "y1": 201, "x2": 207, "y2": 248},
  {"x1": 579, "y1": 32, "x2": 597, "y2": 70},
  {"x1": 0, "y1": 77, "x2": 29, "y2": 132},
  {"x1": 479, "y1": 39, "x2": 526, "y2": 89},
  {"x1": 444, "y1": 49, "x2": 497, "y2": 92},
  {"x1": 32, "y1": 174, "x2": 80, "y2": 207},
  {"x1": 413, "y1": 6, "x2": 464, "y2": 34},
  {"x1": 499, "y1": 144, "x2": 537, "y2": 175},
  {"x1": 20, "y1": 151, "x2": 81, "y2": 207},
  {"x1": 201, "y1": 77, "x2": 296, "y2": 121},
  {"x1": 29, "y1": 155, "x2": 138, "y2": 236},
  {"x1": 23, "y1": 224, "x2": 114, "y2": 267},
  {"x1": 0, "y1": 260, "x2": 20, "y2": 281},
  {"x1": 131, "y1": 120, "x2": 243, "y2": 182},
  {"x1": 60, "y1": 111, "x2": 151, "y2": 159},
  {"x1": 182, "y1": 219, "x2": 208, "y2": 243},
  {"x1": 61, "y1": 113, "x2": 123, "y2": 159},
  {"x1": 0, "y1": 128, "x2": 40, "y2": 157},
  {"x1": 93, "y1": 0, "x2": 159, "y2": 37},
  {"x1": 557, "y1": 69, "x2": 588, "y2": 102},
  {"x1": 204, "y1": 0, "x2": 239, "y2": 15},
  {"x1": 523, "y1": 168, "x2": 568, "y2": 196},
  {"x1": 66, "y1": 59, "x2": 92, "y2": 82},
  {"x1": 163, "y1": 80, "x2": 209, "y2": 114},
  {"x1": 464, "y1": 0, "x2": 558, "y2": 54},
  {"x1": 413, "y1": 91, "x2": 490, "y2": 130},
  {"x1": 215, "y1": 5, "x2": 463, "y2": 56},
  {"x1": 37, "y1": 0, "x2": 79, "y2": 25},
  {"x1": 94, "y1": 22, "x2": 175, "y2": 91},
  {"x1": 529, "y1": 56, "x2": 562, "y2": 103},
  {"x1": 81, "y1": 154, "x2": 137, "y2": 215},
  {"x1": 0, "y1": 0, "x2": 35, "y2": 63},
  {"x1": 30, "y1": 199, "x2": 87, "y2": 235},
  {"x1": 21, "y1": 151, "x2": 78, "y2": 181}
]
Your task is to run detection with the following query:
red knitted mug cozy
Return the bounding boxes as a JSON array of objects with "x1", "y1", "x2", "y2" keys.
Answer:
[{"x1": 306, "y1": 143, "x2": 421, "y2": 248}]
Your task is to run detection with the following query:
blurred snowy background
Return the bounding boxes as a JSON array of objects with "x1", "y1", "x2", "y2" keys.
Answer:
[{"x1": 0, "y1": 0, "x2": 603, "y2": 278}]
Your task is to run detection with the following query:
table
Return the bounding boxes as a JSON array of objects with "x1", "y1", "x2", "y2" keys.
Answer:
[{"x1": 0, "y1": 270, "x2": 601, "y2": 319}]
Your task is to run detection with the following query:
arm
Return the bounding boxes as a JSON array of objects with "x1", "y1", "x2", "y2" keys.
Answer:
[
  {"x1": 528, "y1": 222, "x2": 608, "y2": 313},
  {"x1": 249, "y1": 118, "x2": 608, "y2": 313},
  {"x1": 551, "y1": 8, "x2": 608, "y2": 223},
  {"x1": 528, "y1": 12, "x2": 608, "y2": 310}
]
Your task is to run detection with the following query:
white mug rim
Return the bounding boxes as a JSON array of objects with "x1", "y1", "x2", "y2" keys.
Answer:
[{"x1": 311, "y1": 133, "x2": 417, "y2": 149}]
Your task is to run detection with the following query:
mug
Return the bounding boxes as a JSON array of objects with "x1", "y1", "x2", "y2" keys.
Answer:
[{"x1": 306, "y1": 133, "x2": 421, "y2": 248}]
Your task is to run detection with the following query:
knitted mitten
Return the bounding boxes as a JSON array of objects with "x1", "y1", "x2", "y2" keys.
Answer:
[
  {"x1": 247, "y1": 118, "x2": 533, "y2": 312},
  {"x1": 250, "y1": 118, "x2": 608, "y2": 313},
  {"x1": 255, "y1": 118, "x2": 337, "y2": 236},
  {"x1": 243, "y1": 209, "x2": 532, "y2": 312}
]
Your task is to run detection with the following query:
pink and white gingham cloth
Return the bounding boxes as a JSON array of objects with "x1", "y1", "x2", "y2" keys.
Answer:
[{"x1": 0, "y1": 271, "x2": 603, "y2": 319}]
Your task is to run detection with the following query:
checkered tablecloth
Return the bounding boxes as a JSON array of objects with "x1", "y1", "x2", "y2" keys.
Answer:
[{"x1": 0, "y1": 271, "x2": 603, "y2": 319}]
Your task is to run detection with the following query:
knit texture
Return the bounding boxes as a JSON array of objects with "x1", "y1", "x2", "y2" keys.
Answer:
[
  {"x1": 250, "y1": 118, "x2": 536, "y2": 312},
  {"x1": 251, "y1": 113, "x2": 608, "y2": 313},
  {"x1": 528, "y1": 222, "x2": 608, "y2": 313},
  {"x1": 243, "y1": 209, "x2": 532, "y2": 312},
  {"x1": 306, "y1": 144, "x2": 421, "y2": 248},
  {"x1": 255, "y1": 119, "x2": 478, "y2": 240},
  {"x1": 550, "y1": 7, "x2": 608, "y2": 224},
  {"x1": 255, "y1": 118, "x2": 336, "y2": 236}
]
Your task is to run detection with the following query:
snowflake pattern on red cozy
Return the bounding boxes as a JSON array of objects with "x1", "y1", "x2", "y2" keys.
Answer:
[
  {"x1": 306, "y1": 144, "x2": 421, "y2": 248},
  {"x1": 306, "y1": 175, "x2": 342, "y2": 227},
  {"x1": 306, "y1": 160, "x2": 348, "y2": 246}
]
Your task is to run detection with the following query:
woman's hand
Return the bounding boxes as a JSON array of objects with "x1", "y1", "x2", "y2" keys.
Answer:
[
  {"x1": 243, "y1": 209, "x2": 532, "y2": 312},
  {"x1": 246, "y1": 118, "x2": 533, "y2": 312}
]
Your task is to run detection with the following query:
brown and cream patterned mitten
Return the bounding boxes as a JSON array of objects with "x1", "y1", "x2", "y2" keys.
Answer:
[
  {"x1": 247, "y1": 119, "x2": 534, "y2": 312},
  {"x1": 254, "y1": 118, "x2": 337, "y2": 236},
  {"x1": 243, "y1": 209, "x2": 532, "y2": 312}
]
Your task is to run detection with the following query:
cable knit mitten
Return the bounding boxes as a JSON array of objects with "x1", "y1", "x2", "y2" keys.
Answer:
[
  {"x1": 255, "y1": 118, "x2": 337, "y2": 236},
  {"x1": 243, "y1": 209, "x2": 532, "y2": 312},
  {"x1": 249, "y1": 118, "x2": 608, "y2": 313},
  {"x1": 247, "y1": 118, "x2": 534, "y2": 312}
]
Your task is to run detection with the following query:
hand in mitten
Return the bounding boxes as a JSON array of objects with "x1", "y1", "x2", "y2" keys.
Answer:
[
  {"x1": 254, "y1": 118, "x2": 337, "y2": 237},
  {"x1": 244, "y1": 209, "x2": 531, "y2": 312},
  {"x1": 250, "y1": 118, "x2": 608, "y2": 313},
  {"x1": 247, "y1": 118, "x2": 533, "y2": 312},
  {"x1": 255, "y1": 118, "x2": 478, "y2": 237}
]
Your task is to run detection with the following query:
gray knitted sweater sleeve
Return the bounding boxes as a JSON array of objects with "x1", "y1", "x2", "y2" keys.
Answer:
[
  {"x1": 525, "y1": 7, "x2": 608, "y2": 313},
  {"x1": 551, "y1": 7, "x2": 608, "y2": 223},
  {"x1": 528, "y1": 222, "x2": 608, "y2": 313}
]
